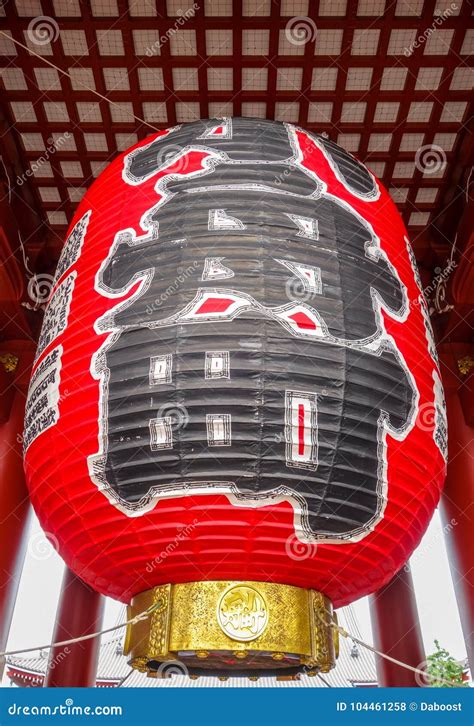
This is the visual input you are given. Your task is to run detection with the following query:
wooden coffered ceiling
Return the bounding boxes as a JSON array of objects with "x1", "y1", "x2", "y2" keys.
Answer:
[{"x1": 0, "y1": 0, "x2": 472, "y2": 269}]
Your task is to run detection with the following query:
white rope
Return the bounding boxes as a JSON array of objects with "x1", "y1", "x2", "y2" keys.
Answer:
[
  {"x1": 442, "y1": 166, "x2": 472, "y2": 273},
  {"x1": 116, "y1": 669, "x2": 135, "y2": 688},
  {"x1": 2, "y1": 605, "x2": 454, "y2": 687},
  {"x1": 465, "y1": 166, "x2": 473, "y2": 204},
  {"x1": 18, "y1": 230, "x2": 34, "y2": 277},
  {"x1": 0, "y1": 31, "x2": 161, "y2": 134},
  {"x1": 0, "y1": 154, "x2": 12, "y2": 203},
  {"x1": 316, "y1": 673, "x2": 332, "y2": 687},
  {"x1": 0, "y1": 30, "x2": 463, "y2": 685},
  {"x1": 0, "y1": 601, "x2": 159, "y2": 659},
  {"x1": 327, "y1": 618, "x2": 454, "y2": 688}
]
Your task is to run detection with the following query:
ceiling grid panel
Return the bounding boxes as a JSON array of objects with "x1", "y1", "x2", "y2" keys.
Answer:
[{"x1": 0, "y1": 0, "x2": 471, "y2": 246}]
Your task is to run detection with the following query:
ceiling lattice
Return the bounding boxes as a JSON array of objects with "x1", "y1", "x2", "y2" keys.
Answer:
[{"x1": 0, "y1": 0, "x2": 472, "y2": 249}]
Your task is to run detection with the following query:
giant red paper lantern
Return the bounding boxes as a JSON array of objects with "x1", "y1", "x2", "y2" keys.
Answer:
[{"x1": 24, "y1": 118, "x2": 447, "y2": 677}]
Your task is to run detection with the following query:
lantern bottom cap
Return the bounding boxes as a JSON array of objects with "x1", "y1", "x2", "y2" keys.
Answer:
[{"x1": 124, "y1": 580, "x2": 338, "y2": 679}]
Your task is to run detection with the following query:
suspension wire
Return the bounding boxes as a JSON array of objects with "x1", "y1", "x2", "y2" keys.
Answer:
[
  {"x1": 0, "y1": 600, "x2": 161, "y2": 659},
  {"x1": 116, "y1": 669, "x2": 135, "y2": 688},
  {"x1": 0, "y1": 25, "x2": 459, "y2": 692},
  {"x1": 1, "y1": 602, "x2": 453, "y2": 688},
  {"x1": 316, "y1": 673, "x2": 332, "y2": 687},
  {"x1": 0, "y1": 31, "x2": 161, "y2": 134},
  {"x1": 324, "y1": 616, "x2": 454, "y2": 688}
]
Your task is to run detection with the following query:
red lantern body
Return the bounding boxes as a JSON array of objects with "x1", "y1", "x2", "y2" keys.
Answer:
[{"x1": 24, "y1": 119, "x2": 446, "y2": 675}]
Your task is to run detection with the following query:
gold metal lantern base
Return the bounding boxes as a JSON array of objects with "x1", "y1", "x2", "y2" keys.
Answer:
[{"x1": 124, "y1": 581, "x2": 338, "y2": 679}]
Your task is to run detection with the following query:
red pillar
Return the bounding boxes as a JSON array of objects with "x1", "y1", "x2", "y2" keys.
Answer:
[
  {"x1": 0, "y1": 389, "x2": 32, "y2": 661},
  {"x1": 438, "y1": 348, "x2": 474, "y2": 673},
  {"x1": 369, "y1": 564, "x2": 425, "y2": 687},
  {"x1": 45, "y1": 568, "x2": 104, "y2": 687}
]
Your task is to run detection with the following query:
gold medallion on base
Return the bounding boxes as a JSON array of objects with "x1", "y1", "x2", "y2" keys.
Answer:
[{"x1": 123, "y1": 580, "x2": 338, "y2": 679}]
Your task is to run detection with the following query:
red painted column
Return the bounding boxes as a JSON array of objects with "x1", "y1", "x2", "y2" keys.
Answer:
[
  {"x1": 369, "y1": 565, "x2": 425, "y2": 687},
  {"x1": 438, "y1": 348, "x2": 474, "y2": 673},
  {"x1": 45, "y1": 568, "x2": 104, "y2": 687},
  {"x1": 0, "y1": 389, "x2": 32, "y2": 660}
]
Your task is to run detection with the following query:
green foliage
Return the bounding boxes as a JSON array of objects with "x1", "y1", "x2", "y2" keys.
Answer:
[{"x1": 425, "y1": 640, "x2": 468, "y2": 688}]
